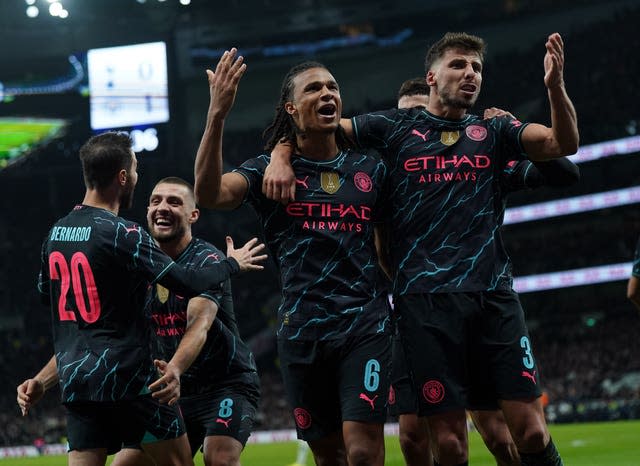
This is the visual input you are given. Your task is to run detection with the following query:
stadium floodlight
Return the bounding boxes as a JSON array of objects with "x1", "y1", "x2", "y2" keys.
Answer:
[
  {"x1": 26, "y1": 5, "x2": 38, "y2": 17},
  {"x1": 59, "y1": 9, "x2": 68, "y2": 18},
  {"x1": 49, "y1": 1, "x2": 63, "y2": 16},
  {"x1": 179, "y1": 0, "x2": 191, "y2": 4},
  {"x1": 25, "y1": 0, "x2": 36, "y2": 5}
]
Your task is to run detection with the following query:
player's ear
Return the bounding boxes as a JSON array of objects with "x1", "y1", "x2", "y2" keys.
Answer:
[
  {"x1": 118, "y1": 169, "x2": 128, "y2": 186},
  {"x1": 285, "y1": 101, "x2": 296, "y2": 116},
  {"x1": 189, "y1": 208, "x2": 200, "y2": 224},
  {"x1": 426, "y1": 70, "x2": 436, "y2": 88}
]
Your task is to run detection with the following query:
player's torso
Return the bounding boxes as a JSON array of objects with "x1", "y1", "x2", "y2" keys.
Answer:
[
  {"x1": 148, "y1": 239, "x2": 257, "y2": 391},
  {"x1": 45, "y1": 206, "x2": 155, "y2": 401},
  {"x1": 243, "y1": 151, "x2": 391, "y2": 340},
  {"x1": 364, "y1": 110, "x2": 521, "y2": 293}
]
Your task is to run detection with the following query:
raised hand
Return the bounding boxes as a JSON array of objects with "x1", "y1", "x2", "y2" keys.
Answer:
[
  {"x1": 226, "y1": 236, "x2": 268, "y2": 271},
  {"x1": 206, "y1": 47, "x2": 247, "y2": 121},
  {"x1": 544, "y1": 33, "x2": 565, "y2": 90}
]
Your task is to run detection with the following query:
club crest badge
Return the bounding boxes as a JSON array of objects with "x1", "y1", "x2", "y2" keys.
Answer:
[
  {"x1": 354, "y1": 172, "x2": 373, "y2": 192},
  {"x1": 156, "y1": 284, "x2": 169, "y2": 303},
  {"x1": 440, "y1": 131, "x2": 460, "y2": 146},
  {"x1": 320, "y1": 172, "x2": 342, "y2": 194},
  {"x1": 465, "y1": 125, "x2": 488, "y2": 142}
]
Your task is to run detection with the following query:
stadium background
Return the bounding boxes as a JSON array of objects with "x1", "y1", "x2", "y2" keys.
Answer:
[{"x1": 0, "y1": 0, "x2": 639, "y2": 462}]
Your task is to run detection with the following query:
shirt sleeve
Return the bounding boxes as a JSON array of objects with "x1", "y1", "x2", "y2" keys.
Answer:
[
  {"x1": 115, "y1": 222, "x2": 239, "y2": 297},
  {"x1": 351, "y1": 109, "x2": 400, "y2": 151},
  {"x1": 492, "y1": 115, "x2": 530, "y2": 167},
  {"x1": 233, "y1": 155, "x2": 268, "y2": 207}
]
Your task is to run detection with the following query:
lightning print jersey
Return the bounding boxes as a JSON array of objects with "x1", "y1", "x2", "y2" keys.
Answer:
[
  {"x1": 149, "y1": 238, "x2": 259, "y2": 395},
  {"x1": 234, "y1": 150, "x2": 390, "y2": 341},
  {"x1": 352, "y1": 108, "x2": 529, "y2": 294},
  {"x1": 634, "y1": 237, "x2": 640, "y2": 278},
  {"x1": 38, "y1": 205, "x2": 239, "y2": 403}
]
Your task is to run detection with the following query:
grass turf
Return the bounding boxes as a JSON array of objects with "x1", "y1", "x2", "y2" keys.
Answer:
[{"x1": 2, "y1": 420, "x2": 638, "y2": 465}]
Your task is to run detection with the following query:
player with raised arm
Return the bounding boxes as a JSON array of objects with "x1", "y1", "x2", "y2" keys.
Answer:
[
  {"x1": 388, "y1": 78, "x2": 578, "y2": 466},
  {"x1": 111, "y1": 177, "x2": 261, "y2": 466},
  {"x1": 265, "y1": 32, "x2": 578, "y2": 466},
  {"x1": 193, "y1": 49, "x2": 391, "y2": 466},
  {"x1": 16, "y1": 132, "x2": 265, "y2": 466}
]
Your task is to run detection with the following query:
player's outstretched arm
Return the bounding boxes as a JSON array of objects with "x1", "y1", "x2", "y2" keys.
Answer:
[
  {"x1": 522, "y1": 33, "x2": 579, "y2": 161},
  {"x1": 194, "y1": 47, "x2": 249, "y2": 210},
  {"x1": 149, "y1": 297, "x2": 218, "y2": 405},
  {"x1": 17, "y1": 355, "x2": 58, "y2": 416}
]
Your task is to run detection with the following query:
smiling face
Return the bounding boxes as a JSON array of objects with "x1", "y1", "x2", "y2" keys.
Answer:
[
  {"x1": 428, "y1": 47, "x2": 482, "y2": 110},
  {"x1": 146, "y1": 182, "x2": 198, "y2": 245},
  {"x1": 285, "y1": 67, "x2": 342, "y2": 135}
]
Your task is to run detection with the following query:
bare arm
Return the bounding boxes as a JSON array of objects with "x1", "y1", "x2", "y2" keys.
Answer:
[
  {"x1": 17, "y1": 355, "x2": 58, "y2": 416},
  {"x1": 194, "y1": 48, "x2": 250, "y2": 210},
  {"x1": 263, "y1": 118, "x2": 355, "y2": 204},
  {"x1": 628, "y1": 275, "x2": 640, "y2": 312},
  {"x1": 149, "y1": 296, "x2": 218, "y2": 405},
  {"x1": 521, "y1": 33, "x2": 579, "y2": 161}
]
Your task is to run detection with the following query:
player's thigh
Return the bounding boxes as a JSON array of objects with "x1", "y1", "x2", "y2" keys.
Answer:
[
  {"x1": 389, "y1": 332, "x2": 418, "y2": 417},
  {"x1": 142, "y1": 434, "x2": 193, "y2": 466},
  {"x1": 68, "y1": 448, "x2": 108, "y2": 466},
  {"x1": 477, "y1": 290, "x2": 542, "y2": 401},
  {"x1": 202, "y1": 435, "x2": 243, "y2": 466},
  {"x1": 64, "y1": 401, "x2": 129, "y2": 455},
  {"x1": 470, "y1": 409, "x2": 513, "y2": 444},
  {"x1": 181, "y1": 386, "x2": 259, "y2": 454},
  {"x1": 395, "y1": 293, "x2": 475, "y2": 415},
  {"x1": 110, "y1": 447, "x2": 155, "y2": 466},
  {"x1": 342, "y1": 420, "x2": 384, "y2": 465},
  {"x1": 277, "y1": 338, "x2": 342, "y2": 441},
  {"x1": 338, "y1": 332, "x2": 391, "y2": 424}
]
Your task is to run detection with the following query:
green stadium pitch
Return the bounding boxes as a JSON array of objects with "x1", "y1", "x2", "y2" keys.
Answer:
[
  {"x1": 2, "y1": 420, "x2": 638, "y2": 466},
  {"x1": 0, "y1": 117, "x2": 67, "y2": 168}
]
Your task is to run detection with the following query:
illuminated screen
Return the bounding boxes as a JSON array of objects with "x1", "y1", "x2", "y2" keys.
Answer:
[
  {"x1": 0, "y1": 117, "x2": 67, "y2": 168},
  {"x1": 87, "y1": 41, "x2": 169, "y2": 130}
]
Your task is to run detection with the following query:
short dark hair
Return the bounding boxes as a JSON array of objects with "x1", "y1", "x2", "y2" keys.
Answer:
[
  {"x1": 153, "y1": 176, "x2": 196, "y2": 205},
  {"x1": 262, "y1": 61, "x2": 351, "y2": 152},
  {"x1": 398, "y1": 77, "x2": 430, "y2": 99},
  {"x1": 155, "y1": 176, "x2": 194, "y2": 193},
  {"x1": 78, "y1": 132, "x2": 133, "y2": 190},
  {"x1": 424, "y1": 32, "x2": 486, "y2": 74}
]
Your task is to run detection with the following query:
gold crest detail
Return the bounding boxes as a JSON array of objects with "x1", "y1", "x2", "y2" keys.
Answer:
[
  {"x1": 156, "y1": 284, "x2": 169, "y2": 304},
  {"x1": 320, "y1": 172, "x2": 342, "y2": 194},
  {"x1": 440, "y1": 131, "x2": 460, "y2": 146}
]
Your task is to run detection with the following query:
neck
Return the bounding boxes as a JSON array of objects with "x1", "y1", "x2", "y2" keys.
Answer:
[
  {"x1": 296, "y1": 133, "x2": 339, "y2": 160},
  {"x1": 157, "y1": 233, "x2": 192, "y2": 260},
  {"x1": 82, "y1": 189, "x2": 121, "y2": 215},
  {"x1": 426, "y1": 96, "x2": 468, "y2": 120}
]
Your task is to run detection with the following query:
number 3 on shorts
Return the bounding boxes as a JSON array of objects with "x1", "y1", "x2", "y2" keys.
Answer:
[{"x1": 520, "y1": 336, "x2": 535, "y2": 369}]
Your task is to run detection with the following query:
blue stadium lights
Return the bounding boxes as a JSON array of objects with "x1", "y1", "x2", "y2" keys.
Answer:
[{"x1": 24, "y1": 0, "x2": 68, "y2": 18}]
